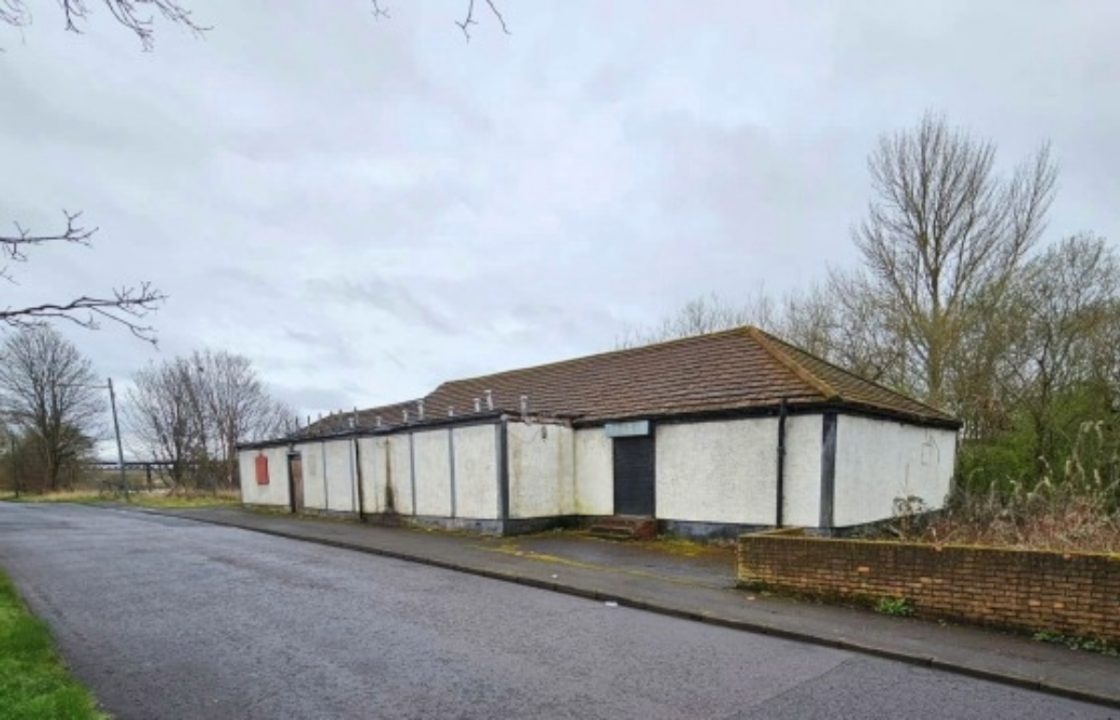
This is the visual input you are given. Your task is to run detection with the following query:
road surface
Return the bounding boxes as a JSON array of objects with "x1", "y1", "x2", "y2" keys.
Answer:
[{"x1": 0, "y1": 503, "x2": 1112, "y2": 719}]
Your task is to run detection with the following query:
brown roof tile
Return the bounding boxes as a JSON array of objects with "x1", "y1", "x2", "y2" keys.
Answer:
[{"x1": 292, "y1": 327, "x2": 956, "y2": 440}]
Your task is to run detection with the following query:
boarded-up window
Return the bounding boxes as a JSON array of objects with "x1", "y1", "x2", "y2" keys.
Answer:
[{"x1": 255, "y1": 454, "x2": 269, "y2": 485}]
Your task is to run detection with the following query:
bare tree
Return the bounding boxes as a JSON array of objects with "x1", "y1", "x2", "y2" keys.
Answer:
[
  {"x1": 125, "y1": 358, "x2": 201, "y2": 489},
  {"x1": 616, "y1": 292, "x2": 776, "y2": 348},
  {"x1": 0, "y1": 326, "x2": 102, "y2": 490},
  {"x1": 189, "y1": 349, "x2": 293, "y2": 486},
  {"x1": 125, "y1": 349, "x2": 292, "y2": 490},
  {"x1": 853, "y1": 112, "x2": 1057, "y2": 408}
]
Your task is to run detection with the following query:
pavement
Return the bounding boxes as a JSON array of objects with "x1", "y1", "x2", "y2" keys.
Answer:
[
  {"x1": 103, "y1": 502, "x2": 1120, "y2": 709},
  {"x1": 0, "y1": 502, "x2": 1114, "y2": 720}
]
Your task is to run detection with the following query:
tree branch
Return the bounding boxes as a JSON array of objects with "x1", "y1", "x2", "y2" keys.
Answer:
[
  {"x1": 1, "y1": 282, "x2": 168, "y2": 344},
  {"x1": 456, "y1": 0, "x2": 510, "y2": 41},
  {"x1": 1, "y1": 210, "x2": 96, "y2": 259}
]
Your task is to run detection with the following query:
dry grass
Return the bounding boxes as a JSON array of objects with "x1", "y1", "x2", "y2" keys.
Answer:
[
  {"x1": 921, "y1": 496, "x2": 1120, "y2": 553},
  {"x1": 0, "y1": 489, "x2": 103, "y2": 504},
  {"x1": 897, "y1": 422, "x2": 1120, "y2": 553},
  {"x1": 1, "y1": 488, "x2": 241, "y2": 509}
]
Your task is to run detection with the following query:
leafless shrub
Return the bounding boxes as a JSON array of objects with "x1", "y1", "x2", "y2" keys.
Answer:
[{"x1": 925, "y1": 422, "x2": 1120, "y2": 551}]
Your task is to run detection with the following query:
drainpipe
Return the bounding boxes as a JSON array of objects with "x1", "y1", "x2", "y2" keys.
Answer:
[{"x1": 776, "y1": 398, "x2": 788, "y2": 528}]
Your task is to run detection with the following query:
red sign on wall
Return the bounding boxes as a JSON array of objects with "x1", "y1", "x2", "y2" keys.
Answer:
[{"x1": 255, "y1": 454, "x2": 269, "y2": 485}]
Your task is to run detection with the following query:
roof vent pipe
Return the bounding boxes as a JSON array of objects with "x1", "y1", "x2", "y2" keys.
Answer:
[
  {"x1": 417, "y1": 400, "x2": 425, "y2": 420},
  {"x1": 375, "y1": 415, "x2": 382, "y2": 428},
  {"x1": 520, "y1": 395, "x2": 529, "y2": 416},
  {"x1": 485, "y1": 389, "x2": 494, "y2": 411},
  {"x1": 473, "y1": 398, "x2": 482, "y2": 413},
  {"x1": 403, "y1": 408, "x2": 410, "y2": 423},
  {"x1": 448, "y1": 406, "x2": 455, "y2": 417}
]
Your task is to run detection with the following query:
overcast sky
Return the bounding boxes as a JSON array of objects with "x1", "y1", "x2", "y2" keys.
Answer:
[{"x1": 2, "y1": 0, "x2": 1117, "y2": 425}]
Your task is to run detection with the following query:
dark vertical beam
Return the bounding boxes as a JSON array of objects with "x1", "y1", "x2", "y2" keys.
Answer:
[
  {"x1": 820, "y1": 412, "x2": 837, "y2": 530},
  {"x1": 321, "y1": 441, "x2": 329, "y2": 510},
  {"x1": 408, "y1": 432, "x2": 417, "y2": 516},
  {"x1": 287, "y1": 453, "x2": 297, "y2": 514},
  {"x1": 497, "y1": 420, "x2": 509, "y2": 521},
  {"x1": 353, "y1": 438, "x2": 365, "y2": 521},
  {"x1": 448, "y1": 428, "x2": 457, "y2": 518},
  {"x1": 775, "y1": 399, "x2": 788, "y2": 527}
]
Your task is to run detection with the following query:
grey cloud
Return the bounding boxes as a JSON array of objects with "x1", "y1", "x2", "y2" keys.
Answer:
[
  {"x1": 2, "y1": 0, "x2": 1116, "y2": 424},
  {"x1": 305, "y1": 277, "x2": 457, "y2": 335}
]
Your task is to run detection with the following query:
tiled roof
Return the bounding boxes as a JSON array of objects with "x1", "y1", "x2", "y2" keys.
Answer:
[{"x1": 287, "y1": 327, "x2": 956, "y2": 442}]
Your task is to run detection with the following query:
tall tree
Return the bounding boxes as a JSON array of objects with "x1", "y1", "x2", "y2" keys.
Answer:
[
  {"x1": 126, "y1": 358, "x2": 201, "y2": 489},
  {"x1": 852, "y1": 112, "x2": 1057, "y2": 409},
  {"x1": 189, "y1": 349, "x2": 292, "y2": 485},
  {"x1": 0, "y1": 326, "x2": 101, "y2": 490},
  {"x1": 1001, "y1": 235, "x2": 1120, "y2": 464},
  {"x1": 126, "y1": 350, "x2": 292, "y2": 489}
]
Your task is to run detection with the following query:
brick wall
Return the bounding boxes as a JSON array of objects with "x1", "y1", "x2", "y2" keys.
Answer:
[{"x1": 738, "y1": 530, "x2": 1120, "y2": 642}]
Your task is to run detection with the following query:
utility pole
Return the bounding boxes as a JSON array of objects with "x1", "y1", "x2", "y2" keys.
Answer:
[
  {"x1": 107, "y1": 377, "x2": 130, "y2": 502},
  {"x1": 7, "y1": 431, "x2": 17, "y2": 499}
]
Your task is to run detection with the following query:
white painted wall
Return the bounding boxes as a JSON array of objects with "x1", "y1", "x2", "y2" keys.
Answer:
[
  {"x1": 238, "y1": 447, "x2": 290, "y2": 507},
  {"x1": 293, "y1": 442, "x2": 325, "y2": 509},
  {"x1": 507, "y1": 421, "x2": 574, "y2": 518},
  {"x1": 573, "y1": 429, "x2": 613, "y2": 516},
  {"x1": 413, "y1": 430, "x2": 452, "y2": 517},
  {"x1": 323, "y1": 439, "x2": 357, "y2": 513},
  {"x1": 387, "y1": 433, "x2": 414, "y2": 515},
  {"x1": 833, "y1": 415, "x2": 957, "y2": 527},
  {"x1": 357, "y1": 436, "x2": 387, "y2": 514},
  {"x1": 783, "y1": 414, "x2": 822, "y2": 527},
  {"x1": 453, "y1": 424, "x2": 500, "y2": 520},
  {"x1": 656, "y1": 418, "x2": 780, "y2": 525}
]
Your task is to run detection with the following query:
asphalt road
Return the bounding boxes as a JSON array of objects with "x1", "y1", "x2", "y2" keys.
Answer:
[{"x1": 0, "y1": 503, "x2": 1113, "y2": 720}]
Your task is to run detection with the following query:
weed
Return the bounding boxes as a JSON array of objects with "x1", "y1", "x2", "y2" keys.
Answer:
[
  {"x1": 1032, "y1": 630, "x2": 1119, "y2": 657},
  {"x1": 875, "y1": 596, "x2": 915, "y2": 617}
]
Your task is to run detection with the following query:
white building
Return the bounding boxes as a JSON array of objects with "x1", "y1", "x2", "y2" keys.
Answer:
[{"x1": 238, "y1": 327, "x2": 959, "y2": 537}]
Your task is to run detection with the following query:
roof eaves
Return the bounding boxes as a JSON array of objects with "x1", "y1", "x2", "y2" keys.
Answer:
[
  {"x1": 745, "y1": 326, "x2": 840, "y2": 402},
  {"x1": 758, "y1": 329, "x2": 957, "y2": 423}
]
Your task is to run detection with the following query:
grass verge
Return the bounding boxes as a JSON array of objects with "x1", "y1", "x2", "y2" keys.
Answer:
[
  {"x1": 0, "y1": 570, "x2": 105, "y2": 720},
  {"x1": 0, "y1": 490, "x2": 241, "y2": 509}
]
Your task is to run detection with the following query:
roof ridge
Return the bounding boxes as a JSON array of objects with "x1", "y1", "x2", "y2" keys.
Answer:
[
  {"x1": 745, "y1": 326, "x2": 840, "y2": 401},
  {"x1": 437, "y1": 326, "x2": 751, "y2": 388}
]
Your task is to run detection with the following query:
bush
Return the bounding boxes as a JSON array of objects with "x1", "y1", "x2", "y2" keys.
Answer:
[{"x1": 923, "y1": 422, "x2": 1120, "y2": 551}]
